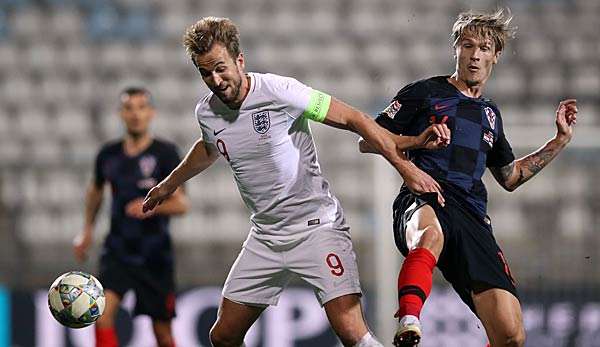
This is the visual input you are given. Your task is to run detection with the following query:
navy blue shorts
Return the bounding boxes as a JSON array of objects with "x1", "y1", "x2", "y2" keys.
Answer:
[
  {"x1": 392, "y1": 188, "x2": 518, "y2": 314},
  {"x1": 98, "y1": 255, "x2": 176, "y2": 321}
]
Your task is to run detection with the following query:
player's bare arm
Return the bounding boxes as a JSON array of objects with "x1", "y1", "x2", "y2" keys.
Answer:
[
  {"x1": 358, "y1": 124, "x2": 451, "y2": 153},
  {"x1": 312, "y1": 95, "x2": 446, "y2": 203},
  {"x1": 143, "y1": 140, "x2": 219, "y2": 212},
  {"x1": 126, "y1": 187, "x2": 188, "y2": 219},
  {"x1": 324, "y1": 98, "x2": 442, "y2": 170},
  {"x1": 490, "y1": 99, "x2": 578, "y2": 191},
  {"x1": 73, "y1": 182, "x2": 104, "y2": 262},
  {"x1": 324, "y1": 99, "x2": 450, "y2": 152},
  {"x1": 357, "y1": 125, "x2": 449, "y2": 206}
]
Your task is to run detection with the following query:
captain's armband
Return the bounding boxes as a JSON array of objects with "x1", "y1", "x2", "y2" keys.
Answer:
[{"x1": 302, "y1": 90, "x2": 331, "y2": 123}]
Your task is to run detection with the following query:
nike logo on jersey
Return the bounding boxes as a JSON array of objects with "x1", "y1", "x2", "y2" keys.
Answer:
[
  {"x1": 214, "y1": 128, "x2": 226, "y2": 136},
  {"x1": 434, "y1": 103, "x2": 449, "y2": 111}
]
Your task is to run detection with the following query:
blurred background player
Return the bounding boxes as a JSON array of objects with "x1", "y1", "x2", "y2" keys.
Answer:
[
  {"x1": 360, "y1": 8, "x2": 579, "y2": 347},
  {"x1": 73, "y1": 87, "x2": 189, "y2": 347},
  {"x1": 142, "y1": 17, "x2": 449, "y2": 347}
]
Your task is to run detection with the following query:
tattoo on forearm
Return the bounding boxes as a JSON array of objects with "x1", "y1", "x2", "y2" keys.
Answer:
[
  {"x1": 517, "y1": 167, "x2": 524, "y2": 183},
  {"x1": 500, "y1": 161, "x2": 515, "y2": 181},
  {"x1": 524, "y1": 150, "x2": 553, "y2": 175},
  {"x1": 514, "y1": 140, "x2": 562, "y2": 187}
]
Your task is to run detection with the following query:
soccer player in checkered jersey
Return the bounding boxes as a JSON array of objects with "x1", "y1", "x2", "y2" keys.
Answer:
[
  {"x1": 360, "y1": 8, "x2": 579, "y2": 347},
  {"x1": 73, "y1": 87, "x2": 189, "y2": 347},
  {"x1": 142, "y1": 17, "x2": 450, "y2": 347}
]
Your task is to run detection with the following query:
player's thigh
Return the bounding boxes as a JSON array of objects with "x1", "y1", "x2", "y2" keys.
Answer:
[
  {"x1": 211, "y1": 297, "x2": 265, "y2": 339},
  {"x1": 96, "y1": 290, "x2": 122, "y2": 327},
  {"x1": 323, "y1": 293, "x2": 368, "y2": 345},
  {"x1": 405, "y1": 203, "x2": 444, "y2": 257},
  {"x1": 288, "y1": 226, "x2": 362, "y2": 306},
  {"x1": 472, "y1": 287, "x2": 525, "y2": 345},
  {"x1": 222, "y1": 235, "x2": 289, "y2": 306}
]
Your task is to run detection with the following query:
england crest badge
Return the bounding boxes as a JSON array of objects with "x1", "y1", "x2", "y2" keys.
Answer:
[
  {"x1": 252, "y1": 111, "x2": 270, "y2": 134},
  {"x1": 484, "y1": 107, "x2": 496, "y2": 130}
]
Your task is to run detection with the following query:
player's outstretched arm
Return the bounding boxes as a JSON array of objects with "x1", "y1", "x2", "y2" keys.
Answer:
[
  {"x1": 73, "y1": 183, "x2": 104, "y2": 262},
  {"x1": 358, "y1": 124, "x2": 451, "y2": 153},
  {"x1": 147, "y1": 187, "x2": 188, "y2": 216},
  {"x1": 125, "y1": 187, "x2": 189, "y2": 219},
  {"x1": 321, "y1": 97, "x2": 412, "y2": 168},
  {"x1": 490, "y1": 99, "x2": 578, "y2": 192},
  {"x1": 357, "y1": 137, "x2": 447, "y2": 206},
  {"x1": 322, "y1": 97, "x2": 447, "y2": 205},
  {"x1": 143, "y1": 140, "x2": 218, "y2": 212}
]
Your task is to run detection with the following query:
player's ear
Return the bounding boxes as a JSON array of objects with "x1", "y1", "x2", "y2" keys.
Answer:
[
  {"x1": 236, "y1": 52, "x2": 245, "y2": 71},
  {"x1": 493, "y1": 50, "x2": 501, "y2": 64}
]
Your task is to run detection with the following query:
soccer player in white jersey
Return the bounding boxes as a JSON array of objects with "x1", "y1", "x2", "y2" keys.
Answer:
[{"x1": 142, "y1": 17, "x2": 450, "y2": 347}]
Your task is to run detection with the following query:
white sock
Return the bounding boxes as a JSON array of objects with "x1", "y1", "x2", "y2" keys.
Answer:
[{"x1": 353, "y1": 331, "x2": 383, "y2": 347}]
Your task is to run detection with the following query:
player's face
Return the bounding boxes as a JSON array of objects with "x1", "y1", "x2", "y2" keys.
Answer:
[
  {"x1": 194, "y1": 43, "x2": 246, "y2": 106},
  {"x1": 119, "y1": 93, "x2": 155, "y2": 137},
  {"x1": 454, "y1": 33, "x2": 500, "y2": 87}
]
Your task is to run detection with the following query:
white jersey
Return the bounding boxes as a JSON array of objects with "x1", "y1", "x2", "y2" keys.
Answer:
[{"x1": 195, "y1": 72, "x2": 345, "y2": 247}]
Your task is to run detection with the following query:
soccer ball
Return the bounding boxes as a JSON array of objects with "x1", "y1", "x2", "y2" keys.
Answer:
[{"x1": 48, "y1": 271, "x2": 105, "y2": 328}]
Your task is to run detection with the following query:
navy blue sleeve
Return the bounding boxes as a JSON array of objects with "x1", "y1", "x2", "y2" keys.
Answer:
[
  {"x1": 486, "y1": 116, "x2": 515, "y2": 168},
  {"x1": 93, "y1": 147, "x2": 106, "y2": 188},
  {"x1": 375, "y1": 81, "x2": 428, "y2": 135}
]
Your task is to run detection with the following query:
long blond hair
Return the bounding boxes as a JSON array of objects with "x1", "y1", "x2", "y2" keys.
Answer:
[{"x1": 451, "y1": 8, "x2": 516, "y2": 53}]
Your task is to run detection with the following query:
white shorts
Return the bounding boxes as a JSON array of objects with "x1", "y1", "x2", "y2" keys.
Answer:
[{"x1": 222, "y1": 224, "x2": 362, "y2": 306}]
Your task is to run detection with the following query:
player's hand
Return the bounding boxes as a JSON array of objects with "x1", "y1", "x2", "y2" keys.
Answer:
[
  {"x1": 402, "y1": 165, "x2": 445, "y2": 206},
  {"x1": 126, "y1": 197, "x2": 156, "y2": 219},
  {"x1": 416, "y1": 124, "x2": 451, "y2": 150},
  {"x1": 142, "y1": 183, "x2": 177, "y2": 213},
  {"x1": 73, "y1": 229, "x2": 92, "y2": 262},
  {"x1": 555, "y1": 99, "x2": 578, "y2": 144}
]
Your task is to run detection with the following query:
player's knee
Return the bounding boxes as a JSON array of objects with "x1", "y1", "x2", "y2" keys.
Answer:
[
  {"x1": 507, "y1": 326, "x2": 525, "y2": 347},
  {"x1": 418, "y1": 225, "x2": 444, "y2": 252},
  {"x1": 498, "y1": 322, "x2": 525, "y2": 347},
  {"x1": 333, "y1": 325, "x2": 362, "y2": 347},
  {"x1": 424, "y1": 225, "x2": 443, "y2": 242},
  {"x1": 209, "y1": 325, "x2": 243, "y2": 347}
]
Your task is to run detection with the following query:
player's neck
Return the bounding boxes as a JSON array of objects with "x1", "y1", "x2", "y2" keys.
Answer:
[
  {"x1": 123, "y1": 133, "x2": 153, "y2": 157},
  {"x1": 448, "y1": 73, "x2": 485, "y2": 98}
]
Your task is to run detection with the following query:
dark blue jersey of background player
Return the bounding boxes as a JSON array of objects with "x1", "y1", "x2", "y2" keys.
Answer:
[
  {"x1": 94, "y1": 138, "x2": 182, "y2": 268},
  {"x1": 74, "y1": 86, "x2": 188, "y2": 269},
  {"x1": 375, "y1": 75, "x2": 515, "y2": 219},
  {"x1": 74, "y1": 87, "x2": 188, "y2": 347}
]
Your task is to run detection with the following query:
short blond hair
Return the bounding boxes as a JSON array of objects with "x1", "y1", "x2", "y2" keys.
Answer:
[
  {"x1": 451, "y1": 8, "x2": 516, "y2": 53},
  {"x1": 183, "y1": 17, "x2": 241, "y2": 63}
]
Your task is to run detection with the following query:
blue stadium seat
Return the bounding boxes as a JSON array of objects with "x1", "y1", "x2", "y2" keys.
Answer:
[
  {"x1": 120, "y1": 7, "x2": 155, "y2": 40},
  {"x1": 86, "y1": 4, "x2": 119, "y2": 40}
]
